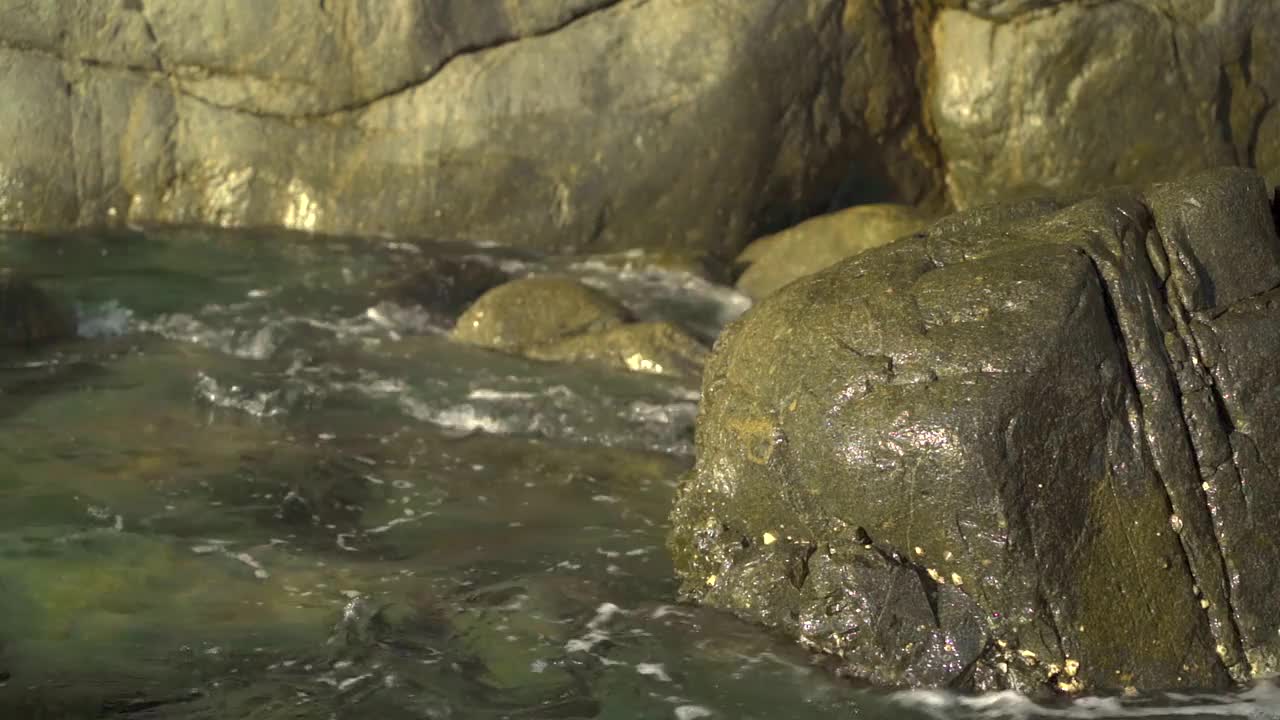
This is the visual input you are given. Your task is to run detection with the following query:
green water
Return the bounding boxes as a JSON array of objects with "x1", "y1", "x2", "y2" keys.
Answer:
[{"x1": 0, "y1": 228, "x2": 1275, "y2": 720}]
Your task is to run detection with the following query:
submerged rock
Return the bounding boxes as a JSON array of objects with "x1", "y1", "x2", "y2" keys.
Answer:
[
  {"x1": 735, "y1": 203, "x2": 934, "y2": 299},
  {"x1": 379, "y1": 255, "x2": 510, "y2": 326},
  {"x1": 667, "y1": 168, "x2": 1280, "y2": 693},
  {"x1": 451, "y1": 276, "x2": 628, "y2": 352},
  {"x1": 0, "y1": 270, "x2": 76, "y2": 348},
  {"x1": 527, "y1": 321, "x2": 708, "y2": 379}
]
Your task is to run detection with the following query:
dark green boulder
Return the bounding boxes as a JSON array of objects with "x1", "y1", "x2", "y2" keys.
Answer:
[{"x1": 668, "y1": 168, "x2": 1280, "y2": 693}]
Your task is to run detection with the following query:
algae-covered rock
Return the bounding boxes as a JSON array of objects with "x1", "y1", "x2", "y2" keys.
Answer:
[
  {"x1": 527, "y1": 321, "x2": 708, "y2": 379},
  {"x1": 668, "y1": 168, "x2": 1280, "y2": 693},
  {"x1": 0, "y1": 270, "x2": 76, "y2": 348},
  {"x1": 451, "y1": 277, "x2": 628, "y2": 352},
  {"x1": 735, "y1": 203, "x2": 933, "y2": 299}
]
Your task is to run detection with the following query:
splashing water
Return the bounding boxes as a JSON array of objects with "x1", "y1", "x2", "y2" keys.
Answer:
[{"x1": 0, "y1": 227, "x2": 1273, "y2": 719}]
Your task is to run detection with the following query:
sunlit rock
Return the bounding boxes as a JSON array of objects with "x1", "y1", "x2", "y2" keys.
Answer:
[
  {"x1": 451, "y1": 276, "x2": 628, "y2": 352},
  {"x1": 734, "y1": 203, "x2": 934, "y2": 300},
  {"x1": 668, "y1": 168, "x2": 1280, "y2": 692},
  {"x1": 930, "y1": 2, "x2": 1267, "y2": 208},
  {"x1": 527, "y1": 321, "x2": 708, "y2": 380},
  {"x1": 0, "y1": 0, "x2": 939, "y2": 252}
]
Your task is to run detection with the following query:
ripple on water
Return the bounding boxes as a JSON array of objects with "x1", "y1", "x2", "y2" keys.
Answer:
[{"x1": 4, "y1": 230, "x2": 1273, "y2": 719}]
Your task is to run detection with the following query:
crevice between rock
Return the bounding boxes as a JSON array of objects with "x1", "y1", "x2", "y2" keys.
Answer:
[{"x1": 1079, "y1": 216, "x2": 1248, "y2": 679}]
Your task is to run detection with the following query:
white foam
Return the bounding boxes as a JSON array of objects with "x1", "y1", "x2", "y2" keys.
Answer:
[
  {"x1": 76, "y1": 300, "x2": 134, "y2": 338},
  {"x1": 674, "y1": 706, "x2": 714, "y2": 720},
  {"x1": 467, "y1": 388, "x2": 539, "y2": 401},
  {"x1": 636, "y1": 663, "x2": 671, "y2": 682},
  {"x1": 889, "y1": 681, "x2": 1280, "y2": 719},
  {"x1": 399, "y1": 398, "x2": 513, "y2": 434}
]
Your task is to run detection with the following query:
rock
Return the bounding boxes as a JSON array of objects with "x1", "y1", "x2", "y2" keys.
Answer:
[
  {"x1": 0, "y1": 270, "x2": 77, "y2": 348},
  {"x1": 0, "y1": 0, "x2": 940, "y2": 253},
  {"x1": 930, "y1": 1, "x2": 1268, "y2": 208},
  {"x1": 450, "y1": 276, "x2": 628, "y2": 352},
  {"x1": 734, "y1": 203, "x2": 933, "y2": 299},
  {"x1": 667, "y1": 168, "x2": 1280, "y2": 692},
  {"x1": 378, "y1": 255, "x2": 511, "y2": 326},
  {"x1": 527, "y1": 321, "x2": 708, "y2": 379}
]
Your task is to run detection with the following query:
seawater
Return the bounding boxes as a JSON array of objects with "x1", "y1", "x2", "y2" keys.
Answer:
[{"x1": 0, "y1": 228, "x2": 1275, "y2": 720}]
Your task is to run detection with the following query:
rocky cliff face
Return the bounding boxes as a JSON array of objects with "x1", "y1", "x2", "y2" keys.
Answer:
[
  {"x1": 0, "y1": 0, "x2": 938, "y2": 253},
  {"x1": 3, "y1": 1, "x2": 1277, "y2": 253},
  {"x1": 667, "y1": 168, "x2": 1280, "y2": 692}
]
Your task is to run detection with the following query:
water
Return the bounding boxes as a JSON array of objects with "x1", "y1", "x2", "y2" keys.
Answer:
[{"x1": 0, "y1": 227, "x2": 1276, "y2": 719}]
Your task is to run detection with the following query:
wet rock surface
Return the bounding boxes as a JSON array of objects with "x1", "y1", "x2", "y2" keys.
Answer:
[
  {"x1": 527, "y1": 321, "x2": 708, "y2": 379},
  {"x1": 450, "y1": 275, "x2": 710, "y2": 379},
  {"x1": 451, "y1": 276, "x2": 629, "y2": 351},
  {"x1": 667, "y1": 168, "x2": 1280, "y2": 693}
]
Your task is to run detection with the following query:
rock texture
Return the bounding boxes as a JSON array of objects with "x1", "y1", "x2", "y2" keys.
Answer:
[
  {"x1": 930, "y1": 1, "x2": 1279, "y2": 208},
  {"x1": 735, "y1": 203, "x2": 933, "y2": 299},
  {"x1": 527, "y1": 321, "x2": 708, "y2": 379},
  {"x1": 451, "y1": 276, "x2": 628, "y2": 351},
  {"x1": 667, "y1": 168, "x2": 1280, "y2": 692},
  {"x1": 451, "y1": 276, "x2": 708, "y2": 379},
  {"x1": 0, "y1": 0, "x2": 939, "y2": 254}
]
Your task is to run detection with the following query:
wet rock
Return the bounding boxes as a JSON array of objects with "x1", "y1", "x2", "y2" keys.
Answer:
[
  {"x1": 379, "y1": 255, "x2": 510, "y2": 326},
  {"x1": 451, "y1": 276, "x2": 628, "y2": 352},
  {"x1": 0, "y1": 270, "x2": 77, "y2": 348},
  {"x1": 0, "y1": 1, "x2": 940, "y2": 253},
  {"x1": 527, "y1": 321, "x2": 708, "y2": 380},
  {"x1": 930, "y1": 2, "x2": 1263, "y2": 208},
  {"x1": 734, "y1": 203, "x2": 934, "y2": 299},
  {"x1": 667, "y1": 168, "x2": 1280, "y2": 692}
]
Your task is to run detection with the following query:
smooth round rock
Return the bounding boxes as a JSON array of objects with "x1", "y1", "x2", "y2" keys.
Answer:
[{"x1": 450, "y1": 277, "x2": 628, "y2": 352}]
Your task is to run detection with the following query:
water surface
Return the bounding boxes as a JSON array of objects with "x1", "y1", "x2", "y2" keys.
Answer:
[{"x1": 0, "y1": 228, "x2": 1275, "y2": 720}]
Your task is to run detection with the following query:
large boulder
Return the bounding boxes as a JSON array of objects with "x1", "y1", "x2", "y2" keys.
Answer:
[
  {"x1": 930, "y1": 0, "x2": 1280, "y2": 208},
  {"x1": 667, "y1": 168, "x2": 1280, "y2": 692},
  {"x1": 0, "y1": 0, "x2": 940, "y2": 254}
]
